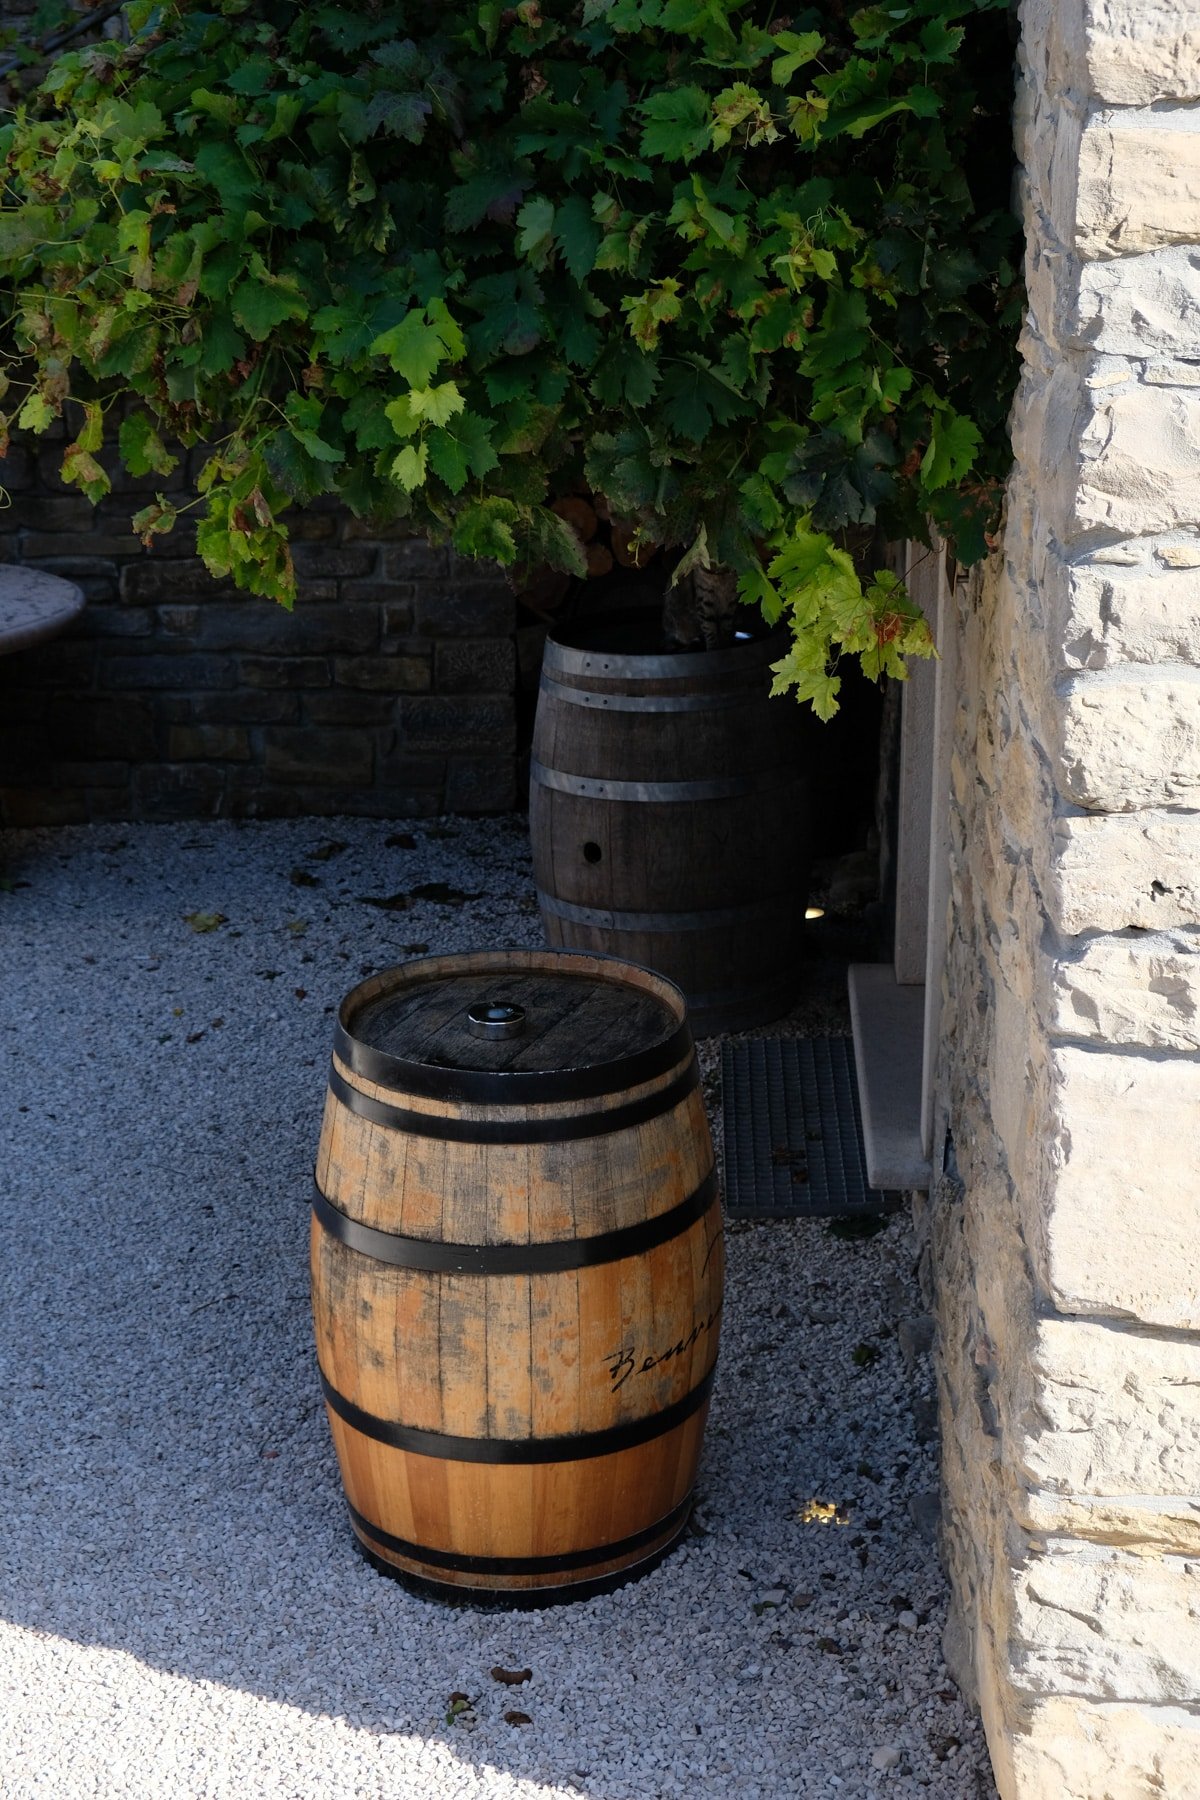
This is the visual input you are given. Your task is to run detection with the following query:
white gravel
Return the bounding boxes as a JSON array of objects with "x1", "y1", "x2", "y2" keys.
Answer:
[{"x1": 0, "y1": 817, "x2": 997, "y2": 1800}]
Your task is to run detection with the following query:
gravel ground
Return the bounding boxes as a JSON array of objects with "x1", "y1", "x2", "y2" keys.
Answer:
[{"x1": 0, "y1": 817, "x2": 997, "y2": 1800}]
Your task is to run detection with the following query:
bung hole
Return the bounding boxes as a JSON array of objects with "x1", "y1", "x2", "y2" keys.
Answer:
[{"x1": 582, "y1": 841, "x2": 603, "y2": 864}]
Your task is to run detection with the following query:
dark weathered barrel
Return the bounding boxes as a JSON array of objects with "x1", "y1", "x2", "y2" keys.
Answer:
[
  {"x1": 529, "y1": 613, "x2": 811, "y2": 1035},
  {"x1": 311, "y1": 948, "x2": 723, "y2": 1604}
]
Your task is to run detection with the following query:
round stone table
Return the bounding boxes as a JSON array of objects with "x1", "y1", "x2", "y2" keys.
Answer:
[{"x1": 0, "y1": 566, "x2": 86, "y2": 654}]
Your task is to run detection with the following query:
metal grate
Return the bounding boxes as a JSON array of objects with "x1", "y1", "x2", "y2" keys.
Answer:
[{"x1": 721, "y1": 1036, "x2": 883, "y2": 1218}]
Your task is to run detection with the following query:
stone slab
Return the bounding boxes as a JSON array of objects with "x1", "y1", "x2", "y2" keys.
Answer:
[
  {"x1": 1049, "y1": 930, "x2": 1200, "y2": 1050},
  {"x1": 1021, "y1": 1491, "x2": 1200, "y2": 1556},
  {"x1": 847, "y1": 964, "x2": 931, "y2": 1190},
  {"x1": 1039, "y1": 1044, "x2": 1200, "y2": 1328},
  {"x1": 1012, "y1": 1547, "x2": 1200, "y2": 1701},
  {"x1": 1057, "y1": 671, "x2": 1200, "y2": 811},
  {"x1": 1082, "y1": 5, "x2": 1200, "y2": 105},
  {"x1": 1011, "y1": 1698, "x2": 1200, "y2": 1800},
  {"x1": 1015, "y1": 1316, "x2": 1200, "y2": 1496},
  {"x1": 1078, "y1": 117, "x2": 1200, "y2": 259},
  {"x1": 1046, "y1": 811, "x2": 1200, "y2": 933},
  {"x1": 1043, "y1": 552, "x2": 1200, "y2": 670},
  {"x1": 1075, "y1": 247, "x2": 1200, "y2": 358},
  {"x1": 1076, "y1": 384, "x2": 1200, "y2": 539},
  {"x1": 0, "y1": 566, "x2": 85, "y2": 653}
]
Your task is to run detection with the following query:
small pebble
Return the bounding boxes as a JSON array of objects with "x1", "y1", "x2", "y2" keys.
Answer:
[{"x1": 872, "y1": 1745, "x2": 903, "y2": 1771}]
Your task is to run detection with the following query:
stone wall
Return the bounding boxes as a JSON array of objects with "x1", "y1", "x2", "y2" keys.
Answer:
[
  {"x1": 928, "y1": 2, "x2": 1200, "y2": 1793},
  {"x1": 0, "y1": 439, "x2": 516, "y2": 825}
]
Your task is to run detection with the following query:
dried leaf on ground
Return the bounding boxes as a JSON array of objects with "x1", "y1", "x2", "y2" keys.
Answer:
[
  {"x1": 184, "y1": 911, "x2": 226, "y2": 933},
  {"x1": 491, "y1": 1667, "x2": 532, "y2": 1686}
]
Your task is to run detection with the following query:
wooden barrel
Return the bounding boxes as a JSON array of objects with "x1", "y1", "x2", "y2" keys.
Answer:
[
  {"x1": 529, "y1": 612, "x2": 812, "y2": 1035},
  {"x1": 311, "y1": 948, "x2": 723, "y2": 1604}
]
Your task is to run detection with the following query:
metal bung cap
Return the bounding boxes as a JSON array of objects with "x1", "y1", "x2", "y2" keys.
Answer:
[{"x1": 467, "y1": 1000, "x2": 527, "y2": 1041}]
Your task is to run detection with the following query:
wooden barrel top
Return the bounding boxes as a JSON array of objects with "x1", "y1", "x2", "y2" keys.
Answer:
[
  {"x1": 337, "y1": 949, "x2": 690, "y2": 1100},
  {"x1": 0, "y1": 567, "x2": 86, "y2": 655}
]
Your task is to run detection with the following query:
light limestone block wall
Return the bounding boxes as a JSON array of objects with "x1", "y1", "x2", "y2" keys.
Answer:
[{"x1": 930, "y1": 2, "x2": 1200, "y2": 1793}]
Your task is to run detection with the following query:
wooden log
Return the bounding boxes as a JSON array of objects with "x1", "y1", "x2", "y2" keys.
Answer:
[{"x1": 550, "y1": 496, "x2": 598, "y2": 542}]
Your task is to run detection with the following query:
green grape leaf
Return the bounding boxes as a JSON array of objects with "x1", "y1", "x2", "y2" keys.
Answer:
[
  {"x1": 921, "y1": 409, "x2": 981, "y2": 491},
  {"x1": 771, "y1": 645, "x2": 841, "y2": 720},
  {"x1": 0, "y1": 206, "x2": 65, "y2": 262},
  {"x1": 621, "y1": 279, "x2": 682, "y2": 350},
  {"x1": 132, "y1": 498, "x2": 179, "y2": 544},
  {"x1": 196, "y1": 313, "x2": 246, "y2": 377},
  {"x1": 392, "y1": 441, "x2": 429, "y2": 491},
  {"x1": 119, "y1": 412, "x2": 178, "y2": 478},
  {"x1": 408, "y1": 381, "x2": 466, "y2": 427},
  {"x1": 659, "y1": 358, "x2": 747, "y2": 441},
  {"x1": 522, "y1": 505, "x2": 588, "y2": 578},
  {"x1": 61, "y1": 444, "x2": 111, "y2": 504},
  {"x1": 740, "y1": 471, "x2": 783, "y2": 532},
  {"x1": 17, "y1": 392, "x2": 56, "y2": 432},
  {"x1": 771, "y1": 30, "x2": 824, "y2": 86},
  {"x1": 445, "y1": 171, "x2": 532, "y2": 231},
  {"x1": 373, "y1": 301, "x2": 465, "y2": 385},
  {"x1": 591, "y1": 340, "x2": 660, "y2": 407},
  {"x1": 516, "y1": 195, "x2": 555, "y2": 262},
  {"x1": 452, "y1": 497, "x2": 519, "y2": 563},
  {"x1": 231, "y1": 273, "x2": 308, "y2": 341},
  {"x1": 555, "y1": 194, "x2": 601, "y2": 281},
  {"x1": 427, "y1": 411, "x2": 498, "y2": 492},
  {"x1": 638, "y1": 87, "x2": 711, "y2": 164}
]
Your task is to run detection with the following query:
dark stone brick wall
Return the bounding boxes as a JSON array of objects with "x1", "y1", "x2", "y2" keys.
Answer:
[
  {"x1": 0, "y1": 438, "x2": 518, "y2": 824},
  {"x1": 0, "y1": 15, "x2": 522, "y2": 827}
]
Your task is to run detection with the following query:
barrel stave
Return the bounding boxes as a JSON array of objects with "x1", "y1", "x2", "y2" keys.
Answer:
[
  {"x1": 311, "y1": 1209, "x2": 722, "y2": 1439},
  {"x1": 334, "y1": 1421, "x2": 709, "y2": 1594},
  {"x1": 316, "y1": 1052, "x2": 712, "y2": 1244}
]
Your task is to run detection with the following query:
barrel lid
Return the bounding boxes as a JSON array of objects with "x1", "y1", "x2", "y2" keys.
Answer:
[{"x1": 334, "y1": 949, "x2": 691, "y2": 1105}]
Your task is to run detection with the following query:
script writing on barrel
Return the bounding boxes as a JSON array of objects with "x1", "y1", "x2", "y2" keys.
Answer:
[{"x1": 604, "y1": 1302, "x2": 723, "y2": 1393}]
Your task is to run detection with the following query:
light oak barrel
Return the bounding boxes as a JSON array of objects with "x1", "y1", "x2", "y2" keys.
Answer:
[
  {"x1": 311, "y1": 948, "x2": 723, "y2": 1604},
  {"x1": 529, "y1": 613, "x2": 812, "y2": 1035}
]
